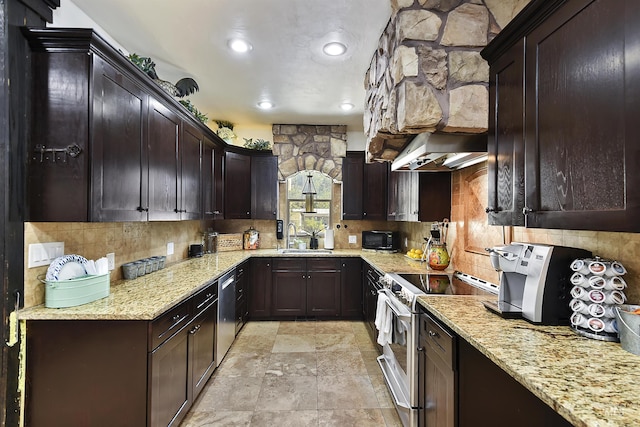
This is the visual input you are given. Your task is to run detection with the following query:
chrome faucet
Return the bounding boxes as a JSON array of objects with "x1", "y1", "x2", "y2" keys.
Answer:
[{"x1": 287, "y1": 222, "x2": 297, "y2": 249}]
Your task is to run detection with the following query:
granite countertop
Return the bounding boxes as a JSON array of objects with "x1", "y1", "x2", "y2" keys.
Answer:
[
  {"x1": 18, "y1": 248, "x2": 436, "y2": 321},
  {"x1": 417, "y1": 295, "x2": 640, "y2": 427}
]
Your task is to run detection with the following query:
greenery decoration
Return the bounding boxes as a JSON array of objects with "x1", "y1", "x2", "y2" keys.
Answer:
[
  {"x1": 217, "y1": 127, "x2": 237, "y2": 141},
  {"x1": 214, "y1": 120, "x2": 235, "y2": 130},
  {"x1": 243, "y1": 138, "x2": 272, "y2": 150},
  {"x1": 178, "y1": 99, "x2": 208, "y2": 123},
  {"x1": 127, "y1": 53, "x2": 156, "y2": 75}
]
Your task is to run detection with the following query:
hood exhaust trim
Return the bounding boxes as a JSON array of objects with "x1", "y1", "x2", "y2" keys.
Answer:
[{"x1": 391, "y1": 132, "x2": 487, "y2": 172}]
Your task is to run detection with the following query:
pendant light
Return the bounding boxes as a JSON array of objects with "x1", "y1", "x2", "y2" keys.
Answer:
[{"x1": 302, "y1": 172, "x2": 317, "y2": 213}]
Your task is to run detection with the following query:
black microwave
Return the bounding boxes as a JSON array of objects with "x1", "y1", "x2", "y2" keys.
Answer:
[{"x1": 362, "y1": 231, "x2": 400, "y2": 251}]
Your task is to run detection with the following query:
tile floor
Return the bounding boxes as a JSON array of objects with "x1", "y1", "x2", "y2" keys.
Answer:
[{"x1": 181, "y1": 320, "x2": 403, "y2": 426}]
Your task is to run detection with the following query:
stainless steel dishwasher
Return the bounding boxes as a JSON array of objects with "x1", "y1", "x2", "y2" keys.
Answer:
[{"x1": 216, "y1": 269, "x2": 236, "y2": 366}]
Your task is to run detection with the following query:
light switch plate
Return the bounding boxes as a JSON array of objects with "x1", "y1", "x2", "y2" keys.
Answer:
[
  {"x1": 28, "y1": 242, "x2": 64, "y2": 268},
  {"x1": 348, "y1": 235, "x2": 357, "y2": 244},
  {"x1": 106, "y1": 253, "x2": 115, "y2": 271},
  {"x1": 167, "y1": 242, "x2": 174, "y2": 255}
]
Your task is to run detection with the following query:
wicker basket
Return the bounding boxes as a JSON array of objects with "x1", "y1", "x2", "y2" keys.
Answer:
[{"x1": 217, "y1": 233, "x2": 243, "y2": 252}]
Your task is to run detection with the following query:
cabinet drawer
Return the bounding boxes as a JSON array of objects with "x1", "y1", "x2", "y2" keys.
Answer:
[
  {"x1": 192, "y1": 282, "x2": 218, "y2": 316},
  {"x1": 421, "y1": 312, "x2": 455, "y2": 368},
  {"x1": 272, "y1": 257, "x2": 306, "y2": 271},
  {"x1": 236, "y1": 262, "x2": 248, "y2": 279},
  {"x1": 307, "y1": 257, "x2": 340, "y2": 271},
  {"x1": 150, "y1": 301, "x2": 191, "y2": 351}
]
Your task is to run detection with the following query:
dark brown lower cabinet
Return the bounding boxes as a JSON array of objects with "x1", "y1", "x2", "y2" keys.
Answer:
[
  {"x1": 271, "y1": 257, "x2": 341, "y2": 318},
  {"x1": 340, "y1": 257, "x2": 362, "y2": 318},
  {"x1": 249, "y1": 257, "x2": 272, "y2": 319},
  {"x1": 26, "y1": 283, "x2": 218, "y2": 427}
]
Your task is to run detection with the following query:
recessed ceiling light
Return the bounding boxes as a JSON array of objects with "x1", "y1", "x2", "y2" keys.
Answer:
[
  {"x1": 257, "y1": 101, "x2": 274, "y2": 109},
  {"x1": 340, "y1": 102, "x2": 354, "y2": 111},
  {"x1": 323, "y1": 42, "x2": 347, "y2": 56},
  {"x1": 228, "y1": 38, "x2": 252, "y2": 53}
]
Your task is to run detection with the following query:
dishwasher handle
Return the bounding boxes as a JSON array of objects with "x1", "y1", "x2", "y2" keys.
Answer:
[{"x1": 221, "y1": 276, "x2": 234, "y2": 290}]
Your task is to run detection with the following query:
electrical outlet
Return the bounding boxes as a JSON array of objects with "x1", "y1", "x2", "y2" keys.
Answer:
[
  {"x1": 106, "y1": 253, "x2": 115, "y2": 271},
  {"x1": 28, "y1": 242, "x2": 65, "y2": 268},
  {"x1": 167, "y1": 242, "x2": 174, "y2": 255},
  {"x1": 348, "y1": 235, "x2": 357, "y2": 244}
]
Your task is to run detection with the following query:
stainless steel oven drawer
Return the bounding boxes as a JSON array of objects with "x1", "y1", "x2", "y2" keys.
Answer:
[{"x1": 421, "y1": 312, "x2": 455, "y2": 368}]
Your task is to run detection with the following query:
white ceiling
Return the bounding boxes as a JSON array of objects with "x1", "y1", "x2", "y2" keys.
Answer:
[{"x1": 60, "y1": 0, "x2": 393, "y2": 132}]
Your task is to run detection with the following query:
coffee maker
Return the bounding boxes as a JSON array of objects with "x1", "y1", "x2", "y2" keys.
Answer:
[{"x1": 484, "y1": 243, "x2": 591, "y2": 325}]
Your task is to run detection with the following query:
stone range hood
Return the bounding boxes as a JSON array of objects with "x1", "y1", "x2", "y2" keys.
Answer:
[{"x1": 364, "y1": 0, "x2": 530, "y2": 163}]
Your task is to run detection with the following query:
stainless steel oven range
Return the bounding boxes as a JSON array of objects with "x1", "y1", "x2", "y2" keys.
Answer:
[{"x1": 376, "y1": 271, "x2": 498, "y2": 427}]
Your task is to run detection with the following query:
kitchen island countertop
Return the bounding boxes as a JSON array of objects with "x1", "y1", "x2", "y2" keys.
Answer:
[
  {"x1": 417, "y1": 295, "x2": 640, "y2": 427},
  {"x1": 18, "y1": 248, "x2": 436, "y2": 320}
]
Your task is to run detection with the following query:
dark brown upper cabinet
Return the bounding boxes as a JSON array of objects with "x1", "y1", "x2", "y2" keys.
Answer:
[
  {"x1": 224, "y1": 148, "x2": 278, "y2": 220},
  {"x1": 23, "y1": 28, "x2": 222, "y2": 222},
  {"x1": 482, "y1": 0, "x2": 640, "y2": 232},
  {"x1": 342, "y1": 151, "x2": 387, "y2": 220},
  {"x1": 387, "y1": 171, "x2": 451, "y2": 222},
  {"x1": 202, "y1": 135, "x2": 224, "y2": 220}
]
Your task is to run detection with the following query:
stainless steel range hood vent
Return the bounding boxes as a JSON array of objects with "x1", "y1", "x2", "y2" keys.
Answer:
[{"x1": 390, "y1": 132, "x2": 488, "y2": 172}]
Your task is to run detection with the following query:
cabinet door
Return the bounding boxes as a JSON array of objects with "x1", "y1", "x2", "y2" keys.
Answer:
[
  {"x1": 224, "y1": 151, "x2": 251, "y2": 219},
  {"x1": 180, "y1": 121, "x2": 202, "y2": 220},
  {"x1": 149, "y1": 325, "x2": 189, "y2": 427},
  {"x1": 249, "y1": 258, "x2": 272, "y2": 319},
  {"x1": 272, "y1": 271, "x2": 307, "y2": 317},
  {"x1": 190, "y1": 300, "x2": 217, "y2": 399},
  {"x1": 524, "y1": 0, "x2": 640, "y2": 231},
  {"x1": 486, "y1": 38, "x2": 525, "y2": 226},
  {"x1": 387, "y1": 171, "x2": 399, "y2": 221},
  {"x1": 342, "y1": 151, "x2": 364, "y2": 220},
  {"x1": 363, "y1": 160, "x2": 388, "y2": 220},
  {"x1": 203, "y1": 136, "x2": 224, "y2": 220},
  {"x1": 91, "y1": 55, "x2": 148, "y2": 221},
  {"x1": 306, "y1": 271, "x2": 340, "y2": 317},
  {"x1": 419, "y1": 172, "x2": 452, "y2": 222},
  {"x1": 424, "y1": 345, "x2": 455, "y2": 427},
  {"x1": 148, "y1": 99, "x2": 181, "y2": 221},
  {"x1": 340, "y1": 258, "x2": 362, "y2": 318},
  {"x1": 251, "y1": 154, "x2": 278, "y2": 219}
]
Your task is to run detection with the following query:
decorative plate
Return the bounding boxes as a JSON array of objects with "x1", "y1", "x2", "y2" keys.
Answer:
[{"x1": 46, "y1": 254, "x2": 88, "y2": 281}]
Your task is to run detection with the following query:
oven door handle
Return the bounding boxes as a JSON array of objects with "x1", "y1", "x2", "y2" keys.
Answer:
[{"x1": 379, "y1": 291, "x2": 412, "y2": 322}]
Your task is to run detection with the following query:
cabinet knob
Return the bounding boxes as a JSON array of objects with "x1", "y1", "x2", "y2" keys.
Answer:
[
  {"x1": 417, "y1": 346, "x2": 425, "y2": 352},
  {"x1": 522, "y1": 206, "x2": 533, "y2": 215},
  {"x1": 137, "y1": 206, "x2": 149, "y2": 212},
  {"x1": 485, "y1": 207, "x2": 495, "y2": 213},
  {"x1": 246, "y1": 211, "x2": 250, "y2": 215},
  {"x1": 363, "y1": 212, "x2": 367, "y2": 216},
  {"x1": 213, "y1": 210, "x2": 221, "y2": 215}
]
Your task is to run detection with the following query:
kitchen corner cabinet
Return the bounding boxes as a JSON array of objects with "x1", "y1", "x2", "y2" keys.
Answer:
[
  {"x1": 26, "y1": 282, "x2": 218, "y2": 427},
  {"x1": 249, "y1": 257, "x2": 272, "y2": 319},
  {"x1": 342, "y1": 151, "x2": 388, "y2": 220},
  {"x1": 482, "y1": 0, "x2": 640, "y2": 232},
  {"x1": 271, "y1": 257, "x2": 341, "y2": 318},
  {"x1": 224, "y1": 149, "x2": 277, "y2": 219},
  {"x1": 23, "y1": 28, "x2": 218, "y2": 222}
]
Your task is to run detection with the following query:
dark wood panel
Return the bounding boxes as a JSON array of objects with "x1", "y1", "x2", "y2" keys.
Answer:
[
  {"x1": 91, "y1": 55, "x2": 148, "y2": 221},
  {"x1": 340, "y1": 258, "x2": 362, "y2": 318},
  {"x1": 190, "y1": 301, "x2": 217, "y2": 399},
  {"x1": 342, "y1": 151, "x2": 364, "y2": 219},
  {"x1": 487, "y1": 38, "x2": 525, "y2": 226},
  {"x1": 180, "y1": 121, "x2": 203, "y2": 219},
  {"x1": 249, "y1": 258, "x2": 272, "y2": 318},
  {"x1": 148, "y1": 99, "x2": 180, "y2": 220},
  {"x1": 363, "y1": 160, "x2": 388, "y2": 220},
  {"x1": 306, "y1": 270, "x2": 341, "y2": 317},
  {"x1": 224, "y1": 151, "x2": 251, "y2": 219},
  {"x1": 272, "y1": 257, "x2": 306, "y2": 272},
  {"x1": 251, "y1": 154, "x2": 278, "y2": 219},
  {"x1": 418, "y1": 172, "x2": 451, "y2": 222},
  {"x1": 26, "y1": 321, "x2": 148, "y2": 426},
  {"x1": 271, "y1": 271, "x2": 307, "y2": 317}
]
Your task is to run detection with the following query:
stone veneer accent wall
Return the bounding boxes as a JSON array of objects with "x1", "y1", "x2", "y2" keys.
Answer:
[
  {"x1": 272, "y1": 124, "x2": 348, "y2": 181},
  {"x1": 365, "y1": 0, "x2": 530, "y2": 161}
]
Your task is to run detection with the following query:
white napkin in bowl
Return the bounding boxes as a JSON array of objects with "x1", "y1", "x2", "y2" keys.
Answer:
[{"x1": 95, "y1": 257, "x2": 109, "y2": 275}]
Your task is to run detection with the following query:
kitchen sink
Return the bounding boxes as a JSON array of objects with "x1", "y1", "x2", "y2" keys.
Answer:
[{"x1": 277, "y1": 249, "x2": 333, "y2": 254}]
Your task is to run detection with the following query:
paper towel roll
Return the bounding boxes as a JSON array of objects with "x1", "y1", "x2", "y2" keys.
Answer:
[{"x1": 324, "y1": 229, "x2": 334, "y2": 250}]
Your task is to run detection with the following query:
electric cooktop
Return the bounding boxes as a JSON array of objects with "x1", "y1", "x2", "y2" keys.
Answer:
[{"x1": 395, "y1": 271, "x2": 498, "y2": 296}]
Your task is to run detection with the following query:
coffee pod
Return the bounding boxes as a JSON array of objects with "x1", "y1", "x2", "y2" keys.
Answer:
[
  {"x1": 570, "y1": 312, "x2": 589, "y2": 328},
  {"x1": 602, "y1": 305, "x2": 618, "y2": 318},
  {"x1": 570, "y1": 298, "x2": 589, "y2": 315},
  {"x1": 603, "y1": 318, "x2": 618, "y2": 333},
  {"x1": 570, "y1": 286, "x2": 589, "y2": 301},
  {"x1": 587, "y1": 303, "x2": 605, "y2": 318},
  {"x1": 604, "y1": 276, "x2": 626, "y2": 291},
  {"x1": 587, "y1": 317, "x2": 605, "y2": 332},
  {"x1": 587, "y1": 275, "x2": 606, "y2": 290},
  {"x1": 588, "y1": 261, "x2": 607, "y2": 276},
  {"x1": 603, "y1": 290, "x2": 626, "y2": 305},
  {"x1": 570, "y1": 272, "x2": 587, "y2": 287},
  {"x1": 570, "y1": 259, "x2": 589, "y2": 274},
  {"x1": 605, "y1": 261, "x2": 626, "y2": 277},
  {"x1": 587, "y1": 289, "x2": 605, "y2": 304}
]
